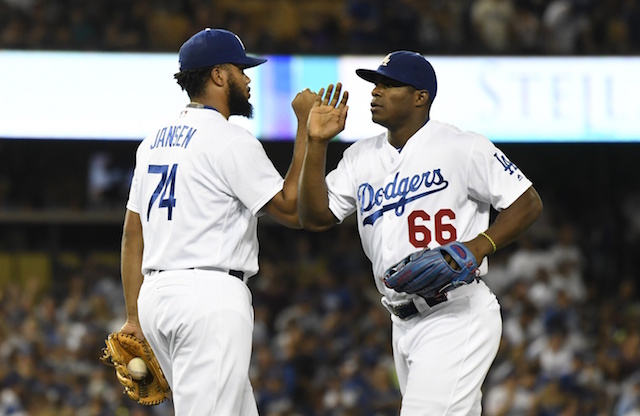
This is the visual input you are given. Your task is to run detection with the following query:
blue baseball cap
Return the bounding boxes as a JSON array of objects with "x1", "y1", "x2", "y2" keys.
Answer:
[
  {"x1": 178, "y1": 28, "x2": 267, "y2": 71},
  {"x1": 356, "y1": 51, "x2": 437, "y2": 100}
]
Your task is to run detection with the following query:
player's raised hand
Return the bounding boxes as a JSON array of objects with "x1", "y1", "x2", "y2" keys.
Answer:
[
  {"x1": 291, "y1": 88, "x2": 319, "y2": 121},
  {"x1": 307, "y1": 83, "x2": 349, "y2": 142}
]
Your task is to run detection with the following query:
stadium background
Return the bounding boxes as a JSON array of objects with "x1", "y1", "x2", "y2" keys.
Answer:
[{"x1": 1, "y1": 0, "x2": 640, "y2": 415}]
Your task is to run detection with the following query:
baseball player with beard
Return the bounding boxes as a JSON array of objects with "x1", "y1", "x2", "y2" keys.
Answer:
[
  {"x1": 299, "y1": 51, "x2": 543, "y2": 415},
  {"x1": 118, "y1": 28, "x2": 348, "y2": 415}
]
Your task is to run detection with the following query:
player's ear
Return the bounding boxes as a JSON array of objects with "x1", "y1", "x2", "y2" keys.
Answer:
[
  {"x1": 415, "y1": 90, "x2": 430, "y2": 107},
  {"x1": 210, "y1": 66, "x2": 227, "y2": 87}
]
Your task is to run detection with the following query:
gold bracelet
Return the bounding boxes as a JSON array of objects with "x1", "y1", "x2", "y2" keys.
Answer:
[{"x1": 479, "y1": 232, "x2": 497, "y2": 254}]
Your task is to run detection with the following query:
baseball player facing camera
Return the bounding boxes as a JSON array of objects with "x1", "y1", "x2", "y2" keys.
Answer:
[
  {"x1": 118, "y1": 28, "x2": 348, "y2": 415},
  {"x1": 299, "y1": 51, "x2": 543, "y2": 415}
]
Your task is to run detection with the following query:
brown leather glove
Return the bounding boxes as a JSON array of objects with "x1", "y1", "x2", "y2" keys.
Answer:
[{"x1": 100, "y1": 332, "x2": 170, "y2": 405}]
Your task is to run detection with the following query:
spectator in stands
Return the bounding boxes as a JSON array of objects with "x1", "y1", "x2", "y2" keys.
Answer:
[
  {"x1": 0, "y1": 1, "x2": 640, "y2": 414},
  {"x1": 471, "y1": 0, "x2": 517, "y2": 53}
]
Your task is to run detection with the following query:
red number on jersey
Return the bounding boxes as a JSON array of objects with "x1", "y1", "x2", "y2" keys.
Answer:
[
  {"x1": 408, "y1": 209, "x2": 457, "y2": 248},
  {"x1": 408, "y1": 211, "x2": 431, "y2": 247}
]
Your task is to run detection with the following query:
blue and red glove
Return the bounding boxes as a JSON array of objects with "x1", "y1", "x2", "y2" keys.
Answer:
[{"x1": 383, "y1": 241, "x2": 480, "y2": 299}]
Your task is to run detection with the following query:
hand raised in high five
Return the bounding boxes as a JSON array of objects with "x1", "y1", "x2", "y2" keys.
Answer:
[
  {"x1": 292, "y1": 88, "x2": 319, "y2": 122},
  {"x1": 307, "y1": 83, "x2": 349, "y2": 142}
]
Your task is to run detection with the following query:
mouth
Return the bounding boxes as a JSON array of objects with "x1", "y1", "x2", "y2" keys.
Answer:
[{"x1": 370, "y1": 102, "x2": 381, "y2": 111}]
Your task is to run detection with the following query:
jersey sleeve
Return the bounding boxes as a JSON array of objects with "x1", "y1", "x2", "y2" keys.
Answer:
[
  {"x1": 467, "y1": 136, "x2": 533, "y2": 211},
  {"x1": 216, "y1": 132, "x2": 284, "y2": 216},
  {"x1": 325, "y1": 149, "x2": 358, "y2": 223}
]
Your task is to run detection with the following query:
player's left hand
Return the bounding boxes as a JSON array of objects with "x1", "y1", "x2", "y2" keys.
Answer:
[
  {"x1": 307, "y1": 83, "x2": 349, "y2": 142},
  {"x1": 120, "y1": 320, "x2": 145, "y2": 341},
  {"x1": 383, "y1": 241, "x2": 480, "y2": 300},
  {"x1": 100, "y1": 331, "x2": 170, "y2": 405},
  {"x1": 292, "y1": 88, "x2": 318, "y2": 121}
]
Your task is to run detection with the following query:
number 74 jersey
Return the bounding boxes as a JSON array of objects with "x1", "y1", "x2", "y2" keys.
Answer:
[
  {"x1": 126, "y1": 107, "x2": 284, "y2": 277},
  {"x1": 325, "y1": 120, "x2": 532, "y2": 297}
]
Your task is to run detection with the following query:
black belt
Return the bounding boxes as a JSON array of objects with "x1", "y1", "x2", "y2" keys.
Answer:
[
  {"x1": 389, "y1": 279, "x2": 480, "y2": 320},
  {"x1": 390, "y1": 293, "x2": 448, "y2": 320},
  {"x1": 227, "y1": 269, "x2": 245, "y2": 279},
  {"x1": 155, "y1": 268, "x2": 245, "y2": 280}
]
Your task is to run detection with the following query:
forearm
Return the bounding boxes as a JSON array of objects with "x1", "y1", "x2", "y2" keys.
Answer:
[
  {"x1": 121, "y1": 211, "x2": 144, "y2": 323},
  {"x1": 466, "y1": 186, "x2": 543, "y2": 260},
  {"x1": 296, "y1": 82, "x2": 347, "y2": 231},
  {"x1": 488, "y1": 186, "x2": 543, "y2": 247},
  {"x1": 280, "y1": 117, "x2": 309, "y2": 216},
  {"x1": 298, "y1": 139, "x2": 336, "y2": 231}
]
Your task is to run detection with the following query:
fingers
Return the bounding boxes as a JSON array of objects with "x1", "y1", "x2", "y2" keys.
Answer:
[
  {"x1": 443, "y1": 253, "x2": 461, "y2": 271},
  {"x1": 322, "y1": 84, "x2": 334, "y2": 106},
  {"x1": 339, "y1": 90, "x2": 349, "y2": 108},
  {"x1": 309, "y1": 83, "x2": 349, "y2": 112},
  {"x1": 295, "y1": 87, "x2": 309, "y2": 97},
  {"x1": 317, "y1": 83, "x2": 348, "y2": 108},
  {"x1": 336, "y1": 89, "x2": 349, "y2": 122},
  {"x1": 328, "y1": 83, "x2": 341, "y2": 107}
]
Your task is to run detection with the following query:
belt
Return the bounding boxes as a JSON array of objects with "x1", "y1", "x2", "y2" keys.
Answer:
[
  {"x1": 384, "y1": 279, "x2": 480, "y2": 320},
  {"x1": 154, "y1": 268, "x2": 245, "y2": 280},
  {"x1": 387, "y1": 293, "x2": 448, "y2": 320},
  {"x1": 227, "y1": 269, "x2": 245, "y2": 279}
]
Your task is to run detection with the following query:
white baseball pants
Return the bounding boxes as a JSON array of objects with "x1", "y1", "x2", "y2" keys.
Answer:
[
  {"x1": 138, "y1": 269, "x2": 258, "y2": 416},
  {"x1": 390, "y1": 280, "x2": 502, "y2": 415}
]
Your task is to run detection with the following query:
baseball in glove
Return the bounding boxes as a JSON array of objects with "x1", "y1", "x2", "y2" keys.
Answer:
[
  {"x1": 100, "y1": 332, "x2": 170, "y2": 405},
  {"x1": 383, "y1": 241, "x2": 480, "y2": 300}
]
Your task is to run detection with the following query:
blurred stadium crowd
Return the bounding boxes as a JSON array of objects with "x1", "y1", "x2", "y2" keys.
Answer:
[
  {"x1": 1, "y1": 0, "x2": 640, "y2": 415},
  {"x1": 1, "y1": 217, "x2": 639, "y2": 415},
  {"x1": 1, "y1": 0, "x2": 640, "y2": 55}
]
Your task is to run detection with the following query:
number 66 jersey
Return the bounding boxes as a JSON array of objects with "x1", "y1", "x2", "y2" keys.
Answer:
[
  {"x1": 126, "y1": 106, "x2": 284, "y2": 278},
  {"x1": 325, "y1": 119, "x2": 532, "y2": 302}
]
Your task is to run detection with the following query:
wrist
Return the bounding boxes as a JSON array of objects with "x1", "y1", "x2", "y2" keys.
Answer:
[
  {"x1": 307, "y1": 136, "x2": 330, "y2": 145},
  {"x1": 126, "y1": 314, "x2": 140, "y2": 323},
  {"x1": 478, "y1": 232, "x2": 497, "y2": 255}
]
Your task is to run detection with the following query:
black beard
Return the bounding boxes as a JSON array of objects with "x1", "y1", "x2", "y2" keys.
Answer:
[{"x1": 228, "y1": 79, "x2": 253, "y2": 118}]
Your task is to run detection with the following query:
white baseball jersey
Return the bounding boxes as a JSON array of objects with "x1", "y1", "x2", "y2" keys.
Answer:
[
  {"x1": 325, "y1": 119, "x2": 532, "y2": 303},
  {"x1": 126, "y1": 106, "x2": 284, "y2": 277}
]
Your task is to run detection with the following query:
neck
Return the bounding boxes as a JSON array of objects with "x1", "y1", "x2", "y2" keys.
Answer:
[
  {"x1": 190, "y1": 95, "x2": 230, "y2": 119},
  {"x1": 388, "y1": 118, "x2": 429, "y2": 148},
  {"x1": 188, "y1": 101, "x2": 217, "y2": 111}
]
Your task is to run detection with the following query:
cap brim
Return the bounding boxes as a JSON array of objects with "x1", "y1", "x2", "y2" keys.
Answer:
[
  {"x1": 355, "y1": 69, "x2": 382, "y2": 84},
  {"x1": 356, "y1": 69, "x2": 407, "y2": 86},
  {"x1": 234, "y1": 56, "x2": 267, "y2": 68}
]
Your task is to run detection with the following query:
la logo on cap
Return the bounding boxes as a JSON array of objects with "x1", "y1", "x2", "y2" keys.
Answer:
[
  {"x1": 233, "y1": 33, "x2": 246, "y2": 50},
  {"x1": 381, "y1": 54, "x2": 392, "y2": 66}
]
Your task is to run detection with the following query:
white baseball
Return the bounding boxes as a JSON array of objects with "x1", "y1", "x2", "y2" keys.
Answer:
[{"x1": 127, "y1": 357, "x2": 148, "y2": 380}]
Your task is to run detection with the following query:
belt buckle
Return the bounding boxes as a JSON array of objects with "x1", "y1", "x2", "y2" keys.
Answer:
[
  {"x1": 392, "y1": 302, "x2": 419, "y2": 320},
  {"x1": 392, "y1": 294, "x2": 449, "y2": 320},
  {"x1": 425, "y1": 292, "x2": 448, "y2": 307},
  {"x1": 391, "y1": 304, "x2": 404, "y2": 317}
]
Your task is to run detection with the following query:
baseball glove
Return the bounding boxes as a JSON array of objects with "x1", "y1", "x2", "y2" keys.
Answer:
[
  {"x1": 100, "y1": 332, "x2": 170, "y2": 405},
  {"x1": 383, "y1": 241, "x2": 480, "y2": 300}
]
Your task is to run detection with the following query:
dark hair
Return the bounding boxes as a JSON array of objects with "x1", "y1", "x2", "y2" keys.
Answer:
[{"x1": 174, "y1": 66, "x2": 214, "y2": 98}]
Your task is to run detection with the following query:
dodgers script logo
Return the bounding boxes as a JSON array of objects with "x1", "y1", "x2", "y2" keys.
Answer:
[{"x1": 358, "y1": 169, "x2": 448, "y2": 226}]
